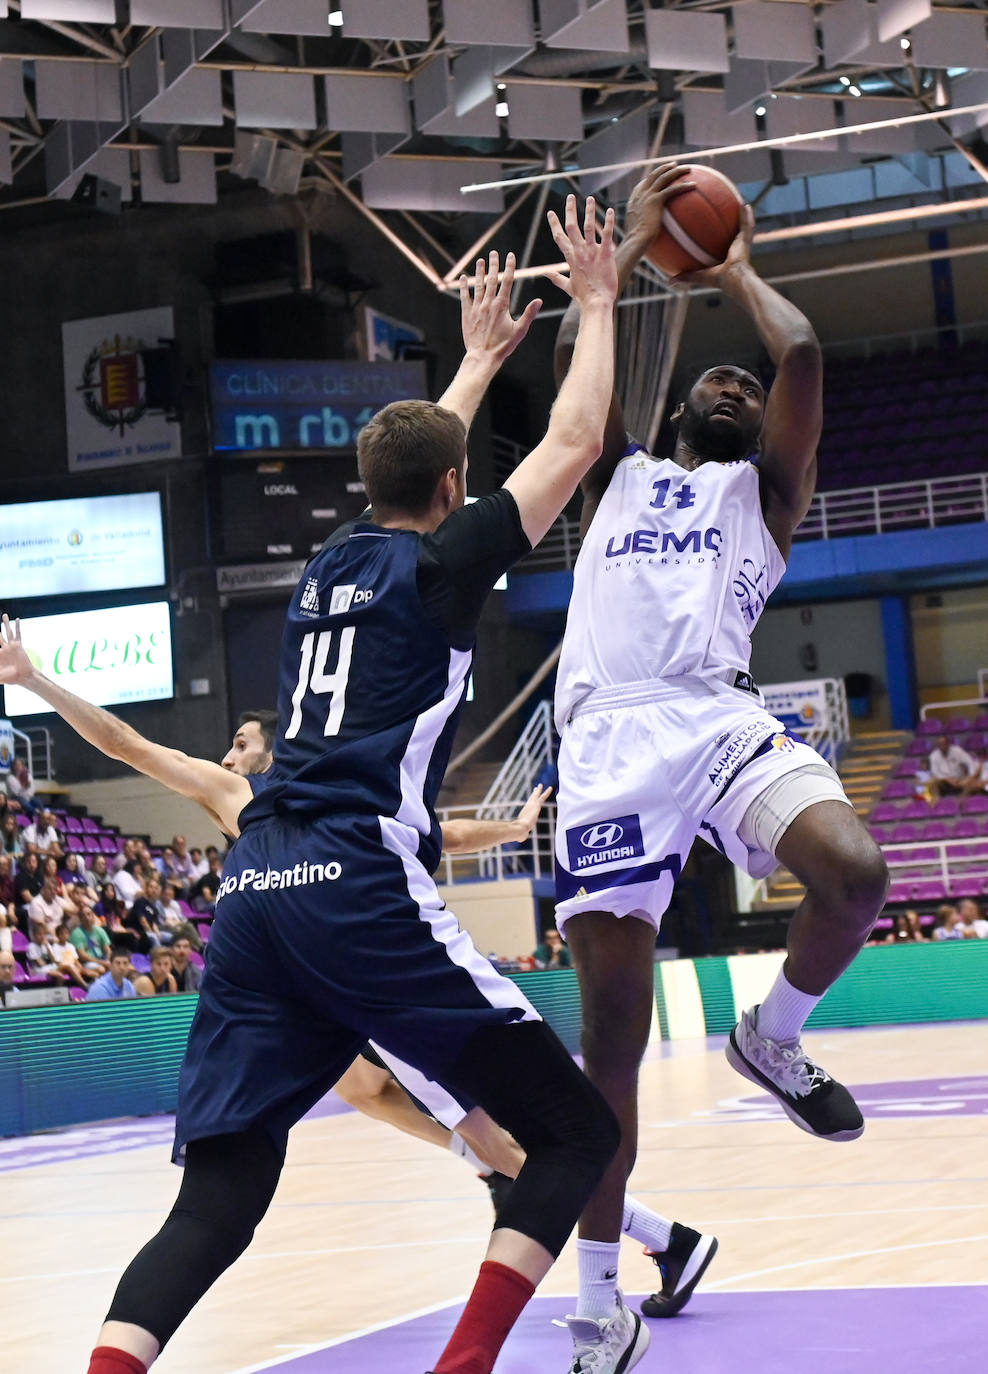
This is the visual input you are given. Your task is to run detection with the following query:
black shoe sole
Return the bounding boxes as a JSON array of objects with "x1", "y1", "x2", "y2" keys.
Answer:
[
  {"x1": 641, "y1": 1235, "x2": 719, "y2": 1318},
  {"x1": 725, "y1": 1030, "x2": 864, "y2": 1142}
]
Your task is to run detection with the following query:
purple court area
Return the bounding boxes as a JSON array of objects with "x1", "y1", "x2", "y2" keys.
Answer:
[{"x1": 249, "y1": 1287, "x2": 984, "y2": 1373}]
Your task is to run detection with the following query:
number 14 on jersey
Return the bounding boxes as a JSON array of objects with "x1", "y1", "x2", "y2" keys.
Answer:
[{"x1": 286, "y1": 629, "x2": 355, "y2": 739}]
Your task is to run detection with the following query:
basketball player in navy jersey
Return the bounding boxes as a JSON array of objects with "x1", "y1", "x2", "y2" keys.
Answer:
[
  {"x1": 551, "y1": 163, "x2": 890, "y2": 1369},
  {"x1": 72, "y1": 197, "x2": 633, "y2": 1374},
  {"x1": 0, "y1": 616, "x2": 714, "y2": 1306}
]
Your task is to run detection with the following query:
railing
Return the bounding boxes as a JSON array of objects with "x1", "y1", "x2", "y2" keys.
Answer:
[
  {"x1": 513, "y1": 469, "x2": 988, "y2": 573},
  {"x1": 11, "y1": 725, "x2": 54, "y2": 783},
  {"x1": 884, "y1": 837, "x2": 988, "y2": 891},
  {"x1": 476, "y1": 700, "x2": 555, "y2": 879},
  {"x1": 434, "y1": 799, "x2": 557, "y2": 889},
  {"x1": 920, "y1": 694, "x2": 987, "y2": 721}
]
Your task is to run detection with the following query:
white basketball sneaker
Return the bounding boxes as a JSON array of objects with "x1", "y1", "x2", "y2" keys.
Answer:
[{"x1": 561, "y1": 1290, "x2": 651, "y2": 1373}]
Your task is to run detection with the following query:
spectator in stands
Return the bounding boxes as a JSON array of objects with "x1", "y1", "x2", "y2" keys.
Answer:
[
  {"x1": 928, "y1": 734, "x2": 979, "y2": 800},
  {"x1": 0, "y1": 949, "x2": 18, "y2": 1002},
  {"x1": 957, "y1": 897, "x2": 988, "y2": 939},
  {"x1": 26, "y1": 918, "x2": 69, "y2": 984},
  {"x1": 884, "y1": 910, "x2": 925, "y2": 943},
  {"x1": 87, "y1": 852, "x2": 109, "y2": 888},
  {"x1": 27, "y1": 875, "x2": 64, "y2": 938},
  {"x1": 534, "y1": 927, "x2": 572, "y2": 969},
  {"x1": 41, "y1": 854, "x2": 80, "y2": 920},
  {"x1": 190, "y1": 852, "x2": 223, "y2": 909},
  {"x1": 188, "y1": 846, "x2": 208, "y2": 883},
  {"x1": 126, "y1": 874, "x2": 167, "y2": 950},
  {"x1": 0, "y1": 909, "x2": 14, "y2": 954},
  {"x1": 112, "y1": 857, "x2": 143, "y2": 908},
  {"x1": 50, "y1": 920, "x2": 94, "y2": 988},
  {"x1": 84, "y1": 945, "x2": 136, "y2": 1001},
  {"x1": 134, "y1": 945, "x2": 178, "y2": 997},
  {"x1": 168, "y1": 934, "x2": 202, "y2": 993},
  {"x1": 158, "y1": 880, "x2": 184, "y2": 934},
  {"x1": 169, "y1": 833, "x2": 196, "y2": 888},
  {"x1": 5, "y1": 757, "x2": 36, "y2": 813},
  {"x1": 71, "y1": 906, "x2": 112, "y2": 976},
  {"x1": 2, "y1": 811, "x2": 22, "y2": 857},
  {"x1": 931, "y1": 903, "x2": 963, "y2": 940},
  {"x1": 14, "y1": 851, "x2": 42, "y2": 930},
  {"x1": 61, "y1": 851, "x2": 97, "y2": 904},
  {"x1": 22, "y1": 807, "x2": 61, "y2": 856},
  {"x1": 0, "y1": 853, "x2": 15, "y2": 928},
  {"x1": 95, "y1": 881, "x2": 134, "y2": 945}
]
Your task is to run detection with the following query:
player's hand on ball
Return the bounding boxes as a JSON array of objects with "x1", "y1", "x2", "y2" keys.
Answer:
[
  {"x1": 458, "y1": 250, "x2": 543, "y2": 366},
  {"x1": 625, "y1": 161, "x2": 695, "y2": 243},
  {"x1": 676, "y1": 203, "x2": 755, "y2": 287},
  {"x1": 544, "y1": 195, "x2": 618, "y2": 306}
]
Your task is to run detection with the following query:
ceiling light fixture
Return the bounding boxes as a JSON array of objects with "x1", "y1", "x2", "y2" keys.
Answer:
[{"x1": 328, "y1": 9, "x2": 343, "y2": 26}]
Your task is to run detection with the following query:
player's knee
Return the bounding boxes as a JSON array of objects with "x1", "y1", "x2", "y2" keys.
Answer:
[
  {"x1": 808, "y1": 834, "x2": 889, "y2": 921},
  {"x1": 581, "y1": 1002, "x2": 651, "y2": 1079}
]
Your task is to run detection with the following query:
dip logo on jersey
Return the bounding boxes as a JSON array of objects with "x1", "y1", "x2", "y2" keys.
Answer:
[
  {"x1": 708, "y1": 720, "x2": 777, "y2": 791},
  {"x1": 329, "y1": 583, "x2": 374, "y2": 614},
  {"x1": 299, "y1": 577, "x2": 320, "y2": 617},
  {"x1": 566, "y1": 814, "x2": 645, "y2": 871},
  {"x1": 217, "y1": 858, "x2": 343, "y2": 902},
  {"x1": 733, "y1": 558, "x2": 769, "y2": 627}
]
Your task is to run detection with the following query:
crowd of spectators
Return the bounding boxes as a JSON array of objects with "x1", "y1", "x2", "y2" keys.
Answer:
[
  {"x1": 874, "y1": 897, "x2": 988, "y2": 943},
  {"x1": 0, "y1": 783, "x2": 217, "y2": 1006},
  {"x1": 926, "y1": 734, "x2": 988, "y2": 802}
]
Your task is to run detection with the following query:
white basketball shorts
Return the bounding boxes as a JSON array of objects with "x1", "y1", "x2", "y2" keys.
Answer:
[{"x1": 553, "y1": 675, "x2": 851, "y2": 934}]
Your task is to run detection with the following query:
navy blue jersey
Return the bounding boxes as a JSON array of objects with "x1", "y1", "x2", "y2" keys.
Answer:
[{"x1": 239, "y1": 491, "x2": 529, "y2": 869}]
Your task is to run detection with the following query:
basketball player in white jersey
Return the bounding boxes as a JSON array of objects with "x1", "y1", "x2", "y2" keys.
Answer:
[{"x1": 551, "y1": 164, "x2": 889, "y2": 1371}]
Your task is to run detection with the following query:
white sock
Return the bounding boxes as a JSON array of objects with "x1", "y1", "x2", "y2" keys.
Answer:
[
  {"x1": 576, "y1": 1239, "x2": 621, "y2": 1321},
  {"x1": 621, "y1": 1195, "x2": 672, "y2": 1253},
  {"x1": 448, "y1": 1130, "x2": 492, "y2": 1177},
  {"x1": 755, "y1": 971, "x2": 822, "y2": 1043}
]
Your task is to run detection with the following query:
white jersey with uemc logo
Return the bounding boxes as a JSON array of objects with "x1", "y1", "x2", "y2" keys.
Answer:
[{"x1": 555, "y1": 444, "x2": 785, "y2": 729}]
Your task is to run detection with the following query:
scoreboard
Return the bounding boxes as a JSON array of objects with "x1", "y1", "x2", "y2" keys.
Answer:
[{"x1": 211, "y1": 456, "x2": 368, "y2": 562}]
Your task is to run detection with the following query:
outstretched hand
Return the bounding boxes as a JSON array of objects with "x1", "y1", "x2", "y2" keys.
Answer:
[
  {"x1": 0, "y1": 613, "x2": 32, "y2": 685},
  {"x1": 514, "y1": 783, "x2": 553, "y2": 838},
  {"x1": 625, "y1": 160, "x2": 695, "y2": 244},
  {"x1": 544, "y1": 194, "x2": 618, "y2": 306},
  {"x1": 459, "y1": 250, "x2": 542, "y2": 366},
  {"x1": 676, "y1": 202, "x2": 755, "y2": 287}
]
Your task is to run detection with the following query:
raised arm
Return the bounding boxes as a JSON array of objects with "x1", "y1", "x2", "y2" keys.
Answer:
[
  {"x1": 437, "y1": 250, "x2": 542, "y2": 433},
  {"x1": 441, "y1": 785, "x2": 552, "y2": 855},
  {"x1": 0, "y1": 615, "x2": 250, "y2": 837},
  {"x1": 553, "y1": 164, "x2": 693, "y2": 531},
  {"x1": 503, "y1": 195, "x2": 619, "y2": 546},
  {"x1": 681, "y1": 205, "x2": 822, "y2": 558}
]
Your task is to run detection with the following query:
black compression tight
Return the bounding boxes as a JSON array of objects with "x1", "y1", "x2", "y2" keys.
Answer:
[{"x1": 104, "y1": 1127, "x2": 283, "y2": 1350}]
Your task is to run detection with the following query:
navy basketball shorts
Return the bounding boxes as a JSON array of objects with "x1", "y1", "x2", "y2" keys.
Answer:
[{"x1": 174, "y1": 812, "x2": 539, "y2": 1162}]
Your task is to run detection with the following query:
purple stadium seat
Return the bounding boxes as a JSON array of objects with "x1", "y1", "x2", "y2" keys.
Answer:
[
  {"x1": 911, "y1": 880, "x2": 947, "y2": 901},
  {"x1": 892, "y1": 823, "x2": 920, "y2": 842},
  {"x1": 872, "y1": 917, "x2": 893, "y2": 932},
  {"x1": 917, "y1": 718, "x2": 943, "y2": 734},
  {"x1": 872, "y1": 803, "x2": 902, "y2": 822},
  {"x1": 16, "y1": 812, "x2": 30, "y2": 828},
  {"x1": 951, "y1": 877, "x2": 986, "y2": 898},
  {"x1": 894, "y1": 760, "x2": 919, "y2": 777},
  {"x1": 131, "y1": 953, "x2": 151, "y2": 975},
  {"x1": 66, "y1": 835, "x2": 85, "y2": 853},
  {"x1": 63, "y1": 816, "x2": 82, "y2": 832},
  {"x1": 963, "y1": 733, "x2": 985, "y2": 751},
  {"x1": 12, "y1": 960, "x2": 27, "y2": 980},
  {"x1": 952, "y1": 819, "x2": 980, "y2": 839},
  {"x1": 178, "y1": 900, "x2": 195, "y2": 918},
  {"x1": 964, "y1": 840, "x2": 988, "y2": 859},
  {"x1": 946, "y1": 717, "x2": 972, "y2": 733},
  {"x1": 101, "y1": 837, "x2": 118, "y2": 854},
  {"x1": 904, "y1": 800, "x2": 933, "y2": 819},
  {"x1": 883, "y1": 846, "x2": 907, "y2": 863},
  {"x1": 917, "y1": 821, "x2": 950, "y2": 841},
  {"x1": 932, "y1": 797, "x2": 960, "y2": 817},
  {"x1": 197, "y1": 923, "x2": 211, "y2": 944},
  {"x1": 10, "y1": 929, "x2": 28, "y2": 953},
  {"x1": 869, "y1": 823, "x2": 893, "y2": 842},
  {"x1": 905, "y1": 845, "x2": 938, "y2": 862},
  {"x1": 960, "y1": 796, "x2": 988, "y2": 815},
  {"x1": 68, "y1": 987, "x2": 87, "y2": 1002},
  {"x1": 189, "y1": 951, "x2": 205, "y2": 969},
  {"x1": 974, "y1": 714, "x2": 988, "y2": 731},
  {"x1": 906, "y1": 737, "x2": 929, "y2": 756},
  {"x1": 886, "y1": 881, "x2": 914, "y2": 903},
  {"x1": 883, "y1": 780, "x2": 915, "y2": 800},
  {"x1": 81, "y1": 817, "x2": 99, "y2": 833}
]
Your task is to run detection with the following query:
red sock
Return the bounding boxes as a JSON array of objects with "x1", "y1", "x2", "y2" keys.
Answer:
[
  {"x1": 87, "y1": 1348, "x2": 148, "y2": 1374},
  {"x1": 432, "y1": 1260, "x2": 536, "y2": 1374}
]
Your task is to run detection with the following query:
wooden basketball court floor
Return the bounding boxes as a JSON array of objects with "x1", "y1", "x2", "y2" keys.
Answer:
[{"x1": 3, "y1": 1021, "x2": 986, "y2": 1372}]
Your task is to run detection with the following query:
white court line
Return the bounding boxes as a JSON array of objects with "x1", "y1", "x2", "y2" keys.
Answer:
[
  {"x1": 685, "y1": 1201, "x2": 988, "y2": 1227},
  {"x1": 226, "y1": 1296, "x2": 464, "y2": 1374},
  {"x1": 703, "y1": 1233, "x2": 988, "y2": 1289}
]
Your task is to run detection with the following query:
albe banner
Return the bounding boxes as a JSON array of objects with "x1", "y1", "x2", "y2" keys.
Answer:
[{"x1": 62, "y1": 307, "x2": 182, "y2": 471}]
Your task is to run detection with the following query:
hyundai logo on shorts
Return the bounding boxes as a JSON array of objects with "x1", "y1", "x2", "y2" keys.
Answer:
[
  {"x1": 581, "y1": 822, "x2": 624, "y2": 849},
  {"x1": 566, "y1": 814, "x2": 644, "y2": 872}
]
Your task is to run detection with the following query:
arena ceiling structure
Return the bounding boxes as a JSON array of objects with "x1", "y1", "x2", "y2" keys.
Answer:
[{"x1": 1, "y1": 0, "x2": 987, "y2": 297}]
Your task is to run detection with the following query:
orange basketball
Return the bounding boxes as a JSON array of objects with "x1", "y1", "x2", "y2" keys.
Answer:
[{"x1": 645, "y1": 166, "x2": 744, "y2": 279}]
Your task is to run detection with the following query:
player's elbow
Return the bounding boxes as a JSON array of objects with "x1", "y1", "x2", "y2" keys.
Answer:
[{"x1": 780, "y1": 332, "x2": 821, "y2": 375}]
